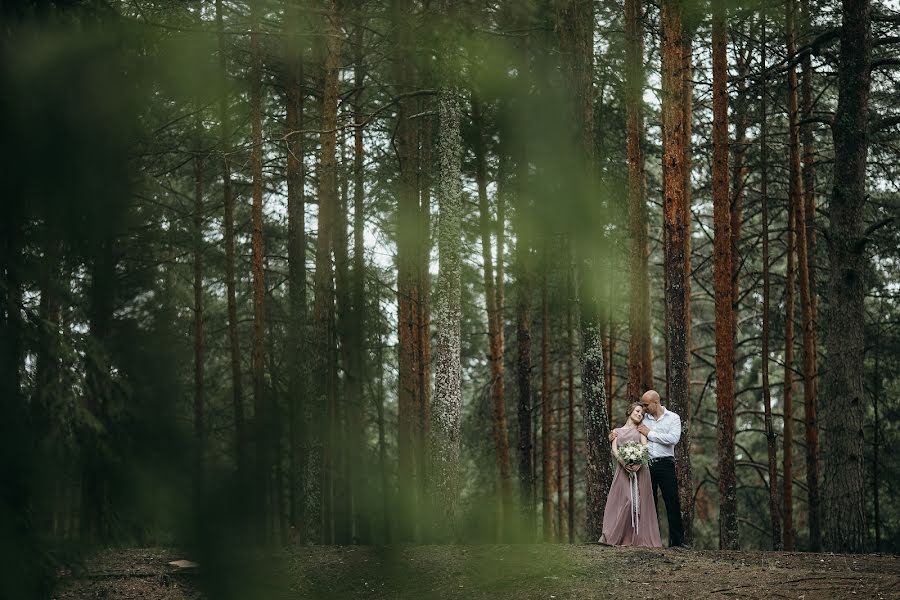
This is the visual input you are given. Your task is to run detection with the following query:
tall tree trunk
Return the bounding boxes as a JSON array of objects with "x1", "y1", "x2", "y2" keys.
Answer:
[
  {"x1": 555, "y1": 363, "x2": 564, "y2": 543},
  {"x1": 800, "y1": 0, "x2": 818, "y2": 328},
  {"x1": 873, "y1": 349, "x2": 881, "y2": 551},
  {"x1": 711, "y1": 0, "x2": 737, "y2": 550},
  {"x1": 249, "y1": 0, "x2": 269, "y2": 543},
  {"x1": 334, "y1": 126, "x2": 353, "y2": 545},
  {"x1": 541, "y1": 264, "x2": 553, "y2": 541},
  {"x1": 82, "y1": 235, "x2": 116, "y2": 541},
  {"x1": 624, "y1": 0, "x2": 652, "y2": 400},
  {"x1": 284, "y1": 0, "x2": 307, "y2": 537},
  {"x1": 566, "y1": 271, "x2": 576, "y2": 543},
  {"x1": 192, "y1": 140, "x2": 205, "y2": 486},
  {"x1": 308, "y1": 0, "x2": 342, "y2": 544},
  {"x1": 392, "y1": 0, "x2": 423, "y2": 541},
  {"x1": 660, "y1": 0, "x2": 692, "y2": 545},
  {"x1": 822, "y1": 0, "x2": 871, "y2": 554},
  {"x1": 473, "y1": 96, "x2": 513, "y2": 523},
  {"x1": 678, "y1": 26, "x2": 696, "y2": 546},
  {"x1": 429, "y1": 64, "x2": 463, "y2": 541},
  {"x1": 786, "y1": 0, "x2": 822, "y2": 551},
  {"x1": 350, "y1": 22, "x2": 370, "y2": 543},
  {"x1": 558, "y1": 0, "x2": 612, "y2": 543},
  {"x1": 215, "y1": 0, "x2": 246, "y2": 496},
  {"x1": 783, "y1": 160, "x2": 798, "y2": 551},
  {"x1": 759, "y1": 21, "x2": 782, "y2": 551}
]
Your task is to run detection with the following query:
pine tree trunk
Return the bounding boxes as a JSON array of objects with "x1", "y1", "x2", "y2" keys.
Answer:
[
  {"x1": 678, "y1": 28, "x2": 696, "y2": 546},
  {"x1": 661, "y1": 0, "x2": 692, "y2": 545},
  {"x1": 786, "y1": 0, "x2": 822, "y2": 551},
  {"x1": 783, "y1": 161, "x2": 798, "y2": 552},
  {"x1": 473, "y1": 96, "x2": 513, "y2": 523},
  {"x1": 192, "y1": 141, "x2": 205, "y2": 485},
  {"x1": 758, "y1": 21, "x2": 782, "y2": 551},
  {"x1": 215, "y1": 0, "x2": 246, "y2": 496},
  {"x1": 541, "y1": 265, "x2": 553, "y2": 541},
  {"x1": 334, "y1": 126, "x2": 353, "y2": 545},
  {"x1": 558, "y1": 0, "x2": 612, "y2": 543},
  {"x1": 350, "y1": 22, "x2": 370, "y2": 543},
  {"x1": 249, "y1": 0, "x2": 269, "y2": 542},
  {"x1": 286, "y1": 42, "x2": 309, "y2": 542},
  {"x1": 566, "y1": 273, "x2": 576, "y2": 543},
  {"x1": 430, "y1": 78, "x2": 463, "y2": 541},
  {"x1": 624, "y1": 0, "x2": 652, "y2": 400},
  {"x1": 392, "y1": 0, "x2": 423, "y2": 541},
  {"x1": 308, "y1": 0, "x2": 342, "y2": 544},
  {"x1": 822, "y1": 0, "x2": 871, "y2": 553},
  {"x1": 284, "y1": 0, "x2": 307, "y2": 537},
  {"x1": 711, "y1": 0, "x2": 737, "y2": 550}
]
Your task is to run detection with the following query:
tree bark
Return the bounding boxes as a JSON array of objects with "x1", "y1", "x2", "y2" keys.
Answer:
[
  {"x1": 249, "y1": 0, "x2": 269, "y2": 542},
  {"x1": 786, "y1": 0, "x2": 822, "y2": 551},
  {"x1": 473, "y1": 96, "x2": 513, "y2": 523},
  {"x1": 308, "y1": 0, "x2": 342, "y2": 544},
  {"x1": 566, "y1": 272, "x2": 576, "y2": 543},
  {"x1": 758, "y1": 20, "x2": 782, "y2": 551},
  {"x1": 284, "y1": 0, "x2": 307, "y2": 538},
  {"x1": 711, "y1": 0, "x2": 737, "y2": 550},
  {"x1": 541, "y1": 263, "x2": 553, "y2": 541},
  {"x1": 430, "y1": 77, "x2": 463, "y2": 542},
  {"x1": 558, "y1": 0, "x2": 612, "y2": 543},
  {"x1": 783, "y1": 154, "x2": 798, "y2": 551},
  {"x1": 392, "y1": 0, "x2": 424, "y2": 541},
  {"x1": 661, "y1": 0, "x2": 692, "y2": 545},
  {"x1": 192, "y1": 139, "x2": 205, "y2": 486},
  {"x1": 215, "y1": 0, "x2": 246, "y2": 497},
  {"x1": 822, "y1": 0, "x2": 871, "y2": 554}
]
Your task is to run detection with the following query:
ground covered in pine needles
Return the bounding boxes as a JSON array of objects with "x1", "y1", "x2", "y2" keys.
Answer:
[{"x1": 55, "y1": 544, "x2": 900, "y2": 599}]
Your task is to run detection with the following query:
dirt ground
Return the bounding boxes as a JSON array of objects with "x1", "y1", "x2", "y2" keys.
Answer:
[{"x1": 54, "y1": 545, "x2": 900, "y2": 599}]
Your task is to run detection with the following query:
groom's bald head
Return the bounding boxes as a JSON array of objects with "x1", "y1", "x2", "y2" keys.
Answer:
[{"x1": 641, "y1": 390, "x2": 662, "y2": 416}]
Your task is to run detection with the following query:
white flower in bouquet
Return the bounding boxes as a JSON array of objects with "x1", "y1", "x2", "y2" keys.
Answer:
[{"x1": 619, "y1": 440, "x2": 650, "y2": 466}]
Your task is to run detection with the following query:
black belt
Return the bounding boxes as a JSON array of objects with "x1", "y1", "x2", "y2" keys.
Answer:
[{"x1": 649, "y1": 456, "x2": 674, "y2": 464}]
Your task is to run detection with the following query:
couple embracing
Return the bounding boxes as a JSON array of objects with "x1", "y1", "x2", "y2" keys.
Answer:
[{"x1": 599, "y1": 390, "x2": 689, "y2": 549}]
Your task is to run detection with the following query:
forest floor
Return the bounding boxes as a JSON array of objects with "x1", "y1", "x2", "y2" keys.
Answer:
[{"x1": 55, "y1": 544, "x2": 900, "y2": 600}]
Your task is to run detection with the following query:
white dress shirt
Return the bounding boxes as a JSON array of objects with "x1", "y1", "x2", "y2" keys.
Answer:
[{"x1": 643, "y1": 407, "x2": 682, "y2": 459}]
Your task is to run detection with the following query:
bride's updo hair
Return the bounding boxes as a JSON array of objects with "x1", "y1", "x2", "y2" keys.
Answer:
[{"x1": 625, "y1": 402, "x2": 643, "y2": 421}]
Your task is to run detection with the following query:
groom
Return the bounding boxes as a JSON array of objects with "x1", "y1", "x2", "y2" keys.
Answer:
[{"x1": 609, "y1": 389, "x2": 688, "y2": 548}]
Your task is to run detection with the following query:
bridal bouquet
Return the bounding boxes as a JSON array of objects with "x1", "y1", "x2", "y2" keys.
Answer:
[{"x1": 618, "y1": 441, "x2": 650, "y2": 467}]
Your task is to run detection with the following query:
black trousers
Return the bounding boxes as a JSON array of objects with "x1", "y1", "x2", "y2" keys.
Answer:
[{"x1": 649, "y1": 456, "x2": 685, "y2": 546}]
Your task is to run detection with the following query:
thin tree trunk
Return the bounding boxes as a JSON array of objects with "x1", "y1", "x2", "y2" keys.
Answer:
[
  {"x1": 556, "y1": 363, "x2": 564, "y2": 543},
  {"x1": 350, "y1": 21, "x2": 369, "y2": 543},
  {"x1": 783, "y1": 158, "x2": 798, "y2": 551},
  {"x1": 473, "y1": 96, "x2": 513, "y2": 523},
  {"x1": 249, "y1": 0, "x2": 268, "y2": 542},
  {"x1": 758, "y1": 20, "x2": 781, "y2": 551},
  {"x1": 392, "y1": 0, "x2": 423, "y2": 541},
  {"x1": 215, "y1": 0, "x2": 246, "y2": 497},
  {"x1": 822, "y1": 0, "x2": 871, "y2": 554},
  {"x1": 711, "y1": 0, "x2": 737, "y2": 550},
  {"x1": 308, "y1": 0, "x2": 342, "y2": 544},
  {"x1": 625, "y1": 0, "x2": 652, "y2": 402},
  {"x1": 786, "y1": 0, "x2": 822, "y2": 551},
  {"x1": 873, "y1": 350, "x2": 881, "y2": 551},
  {"x1": 192, "y1": 139, "x2": 205, "y2": 486},
  {"x1": 566, "y1": 272, "x2": 576, "y2": 543},
  {"x1": 757, "y1": 33, "x2": 781, "y2": 550},
  {"x1": 558, "y1": 0, "x2": 612, "y2": 543},
  {"x1": 541, "y1": 263, "x2": 553, "y2": 542},
  {"x1": 284, "y1": 0, "x2": 307, "y2": 538}
]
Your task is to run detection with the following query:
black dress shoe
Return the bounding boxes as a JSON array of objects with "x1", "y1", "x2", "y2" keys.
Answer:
[{"x1": 671, "y1": 543, "x2": 691, "y2": 550}]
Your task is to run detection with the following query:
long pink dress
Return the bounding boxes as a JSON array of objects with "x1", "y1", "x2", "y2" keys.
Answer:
[{"x1": 598, "y1": 426, "x2": 662, "y2": 547}]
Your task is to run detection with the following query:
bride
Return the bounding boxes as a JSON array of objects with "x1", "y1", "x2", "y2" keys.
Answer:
[{"x1": 599, "y1": 402, "x2": 662, "y2": 547}]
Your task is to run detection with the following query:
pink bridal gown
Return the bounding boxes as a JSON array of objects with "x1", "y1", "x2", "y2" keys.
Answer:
[{"x1": 598, "y1": 426, "x2": 662, "y2": 547}]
